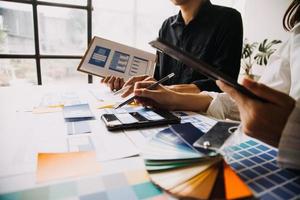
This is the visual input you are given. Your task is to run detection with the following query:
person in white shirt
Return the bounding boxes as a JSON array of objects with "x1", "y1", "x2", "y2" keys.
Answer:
[{"x1": 133, "y1": 0, "x2": 300, "y2": 169}]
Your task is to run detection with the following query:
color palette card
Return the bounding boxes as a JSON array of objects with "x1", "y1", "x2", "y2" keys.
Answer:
[
  {"x1": 224, "y1": 139, "x2": 300, "y2": 200},
  {"x1": 63, "y1": 104, "x2": 94, "y2": 121},
  {"x1": 149, "y1": 158, "x2": 252, "y2": 199},
  {"x1": 141, "y1": 123, "x2": 218, "y2": 172},
  {"x1": 0, "y1": 169, "x2": 167, "y2": 200},
  {"x1": 37, "y1": 151, "x2": 101, "y2": 183},
  {"x1": 141, "y1": 122, "x2": 255, "y2": 199},
  {"x1": 33, "y1": 92, "x2": 81, "y2": 114}
]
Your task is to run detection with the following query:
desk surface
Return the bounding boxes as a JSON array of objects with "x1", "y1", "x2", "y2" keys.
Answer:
[
  {"x1": 0, "y1": 84, "x2": 149, "y2": 194},
  {"x1": 1, "y1": 84, "x2": 299, "y2": 200}
]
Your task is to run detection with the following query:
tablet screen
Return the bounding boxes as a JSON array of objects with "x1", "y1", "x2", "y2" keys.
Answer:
[
  {"x1": 115, "y1": 110, "x2": 164, "y2": 124},
  {"x1": 138, "y1": 109, "x2": 164, "y2": 121},
  {"x1": 101, "y1": 107, "x2": 179, "y2": 131}
]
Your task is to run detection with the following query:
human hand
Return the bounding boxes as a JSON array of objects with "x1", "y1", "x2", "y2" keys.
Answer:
[
  {"x1": 133, "y1": 81, "x2": 179, "y2": 110},
  {"x1": 121, "y1": 75, "x2": 156, "y2": 98},
  {"x1": 101, "y1": 76, "x2": 125, "y2": 91},
  {"x1": 217, "y1": 78, "x2": 295, "y2": 147},
  {"x1": 166, "y1": 84, "x2": 201, "y2": 93}
]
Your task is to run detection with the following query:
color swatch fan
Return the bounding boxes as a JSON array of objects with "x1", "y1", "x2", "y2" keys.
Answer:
[
  {"x1": 141, "y1": 123, "x2": 219, "y2": 173},
  {"x1": 140, "y1": 123, "x2": 253, "y2": 199}
]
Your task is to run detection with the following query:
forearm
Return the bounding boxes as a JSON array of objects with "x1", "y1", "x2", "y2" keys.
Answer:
[
  {"x1": 172, "y1": 92, "x2": 212, "y2": 112},
  {"x1": 166, "y1": 84, "x2": 200, "y2": 93}
]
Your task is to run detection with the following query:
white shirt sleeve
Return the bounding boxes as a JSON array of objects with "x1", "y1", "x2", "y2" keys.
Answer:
[
  {"x1": 205, "y1": 24, "x2": 300, "y2": 121},
  {"x1": 278, "y1": 100, "x2": 300, "y2": 170},
  {"x1": 289, "y1": 24, "x2": 300, "y2": 100},
  {"x1": 204, "y1": 92, "x2": 240, "y2": 120}
]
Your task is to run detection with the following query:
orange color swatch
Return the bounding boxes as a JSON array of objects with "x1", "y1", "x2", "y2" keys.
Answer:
[
  {"x1": 37, "y1": 151, "x2": 101, "y2": 183},
  {"x1": 223, "y1": 162, "x2": 253, "y2": 199}
]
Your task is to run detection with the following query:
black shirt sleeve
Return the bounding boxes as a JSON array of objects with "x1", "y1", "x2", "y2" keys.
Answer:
[
  {"x1": 193, "y1": 11, "x2": 243, "y2": 92},
  {"x1": 153, "y1": 22, "x2": 166, "y2": 80},
  {"x1": 154, "y1": 51, "x2": 160, "y2": 80}
]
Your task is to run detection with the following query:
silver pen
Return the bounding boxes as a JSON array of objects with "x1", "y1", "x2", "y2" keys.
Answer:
[{"x1": 114, "y1": 73, "x2": 175, "y2": 109}]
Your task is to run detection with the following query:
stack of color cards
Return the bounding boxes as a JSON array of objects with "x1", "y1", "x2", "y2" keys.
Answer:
[
  {"x1": 141, "y1": 122, "x2": 300, "y2": 199},
  {"x1": 141, "y1": 123, "x2": 253, "y2": 199},
  {"x1": 149, "y1": 160, "x2": 253, "y2": 199},
  {"x1": 141, "y1": 123, "x2": 218, "y2": 171}
]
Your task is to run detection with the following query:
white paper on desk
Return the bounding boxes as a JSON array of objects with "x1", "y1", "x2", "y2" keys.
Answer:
[
  {"x1": 92, "y1": 133, "x2": 139, "y2": 161},
  {"x1": 0, "y1": 113, "x2": 38, "y2": 178},
  {"x1": 38, "y1": 92, "x2": 82, "y2": 107},
  {"x1": 90, "y1": 119, "x2": 139, "y2": 162},
  {"x1": 77, "y1": 36, "x2": 156, "y2": 81},
  {"x1": 89, "y1": 87, "x2": 124, "y2": 103}
]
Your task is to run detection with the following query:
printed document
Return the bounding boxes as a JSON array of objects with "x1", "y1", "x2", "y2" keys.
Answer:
[{"x1": 78, "y1": 36, "x2": 156, "y2": 80}]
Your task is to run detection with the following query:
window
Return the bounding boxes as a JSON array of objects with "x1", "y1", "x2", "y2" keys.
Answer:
[
  {"x1": 92, "y1": 0, "x2": 178, "y2": 53},
  {"x1": 92, "y1": 0, "x2": 244, "y2": 53},
  {"x1": 0, "y1": 0, "x2": 92, "y2": 86},
  {"x1": 0, "y1": 0, "x2": 245, "y2": 87}
]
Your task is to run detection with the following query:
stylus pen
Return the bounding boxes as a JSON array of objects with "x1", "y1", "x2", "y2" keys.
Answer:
[{"x1": 114, "y1": 72, "x2": 175, "y2": 109}]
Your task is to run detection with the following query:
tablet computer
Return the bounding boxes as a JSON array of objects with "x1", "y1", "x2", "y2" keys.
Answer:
[
  {"x1": 149, "y1": 38, "x2": 267, "y2": 102},
  {"x1": 101, "y1": 108, "x2": 180, "y2": 131}
]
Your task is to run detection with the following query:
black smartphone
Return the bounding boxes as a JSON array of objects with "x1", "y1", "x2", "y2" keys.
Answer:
[{"x1": 101, "y1": 108, "x2": 180, "y2": 131}]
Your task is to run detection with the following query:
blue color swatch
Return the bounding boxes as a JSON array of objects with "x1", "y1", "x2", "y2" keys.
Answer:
[{"x1": 225, "y1": 139, "x2": 300, "y2": 200}]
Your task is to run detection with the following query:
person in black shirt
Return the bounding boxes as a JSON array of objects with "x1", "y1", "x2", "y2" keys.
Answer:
[{"x1": 101, "y1": 0, "x2": 243, "y2": 96}]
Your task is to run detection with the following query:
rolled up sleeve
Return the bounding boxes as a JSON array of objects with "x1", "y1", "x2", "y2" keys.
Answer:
[{"x1": 204, "y1": 92, "x2": 240, "y2": 121}]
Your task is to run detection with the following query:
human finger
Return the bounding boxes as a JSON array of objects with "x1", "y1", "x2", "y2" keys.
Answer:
[
  {"x1": 242, "y1": 78, "x2": 294, "y2": 106},
  {"x1": 108, "y1": 76, "x2": 116, "y2": 91},
  {"x1": 101, "y1": 76, "x2": 111, "y2": 84},
  {"x1": 216, "y1": 80, "x2": 246, "y2": 105},
  {"x1": 134, "y1": 89, "x2": 161, "y2": 101},
  {"x1": 114, "y1": 77, "x2": 121, "y2": 91},
  {"x1": 134, "y1": 81, "x2": 156, "y2": 90},
  {"x1": 123, "y1": 75, "x2": 149, "y2": 88}
]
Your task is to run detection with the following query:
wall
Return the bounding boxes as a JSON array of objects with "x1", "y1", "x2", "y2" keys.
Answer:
[{"x1": 243, "y1": 0, "x2": 293, "y2": 43}]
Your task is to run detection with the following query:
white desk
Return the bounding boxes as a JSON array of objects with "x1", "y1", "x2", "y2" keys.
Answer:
[
  {"x1": 0, "y1": 84, "x2": 245, "y2": 197},
  {"x1": 0, "y1": 84, "x2": 150, "y2": 194}
]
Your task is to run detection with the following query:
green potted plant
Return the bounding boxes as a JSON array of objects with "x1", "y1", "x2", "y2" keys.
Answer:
[
  {"x1": 242, "y1": 39, "x2": 282, "y2": 79},
  {"x1": 242, "y1": 39, "x2": 258, "y2": 79}
]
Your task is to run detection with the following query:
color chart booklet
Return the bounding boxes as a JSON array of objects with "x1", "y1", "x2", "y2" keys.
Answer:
[{"x1": 78, "y1": 36, "x2": 156, "y2": 81}]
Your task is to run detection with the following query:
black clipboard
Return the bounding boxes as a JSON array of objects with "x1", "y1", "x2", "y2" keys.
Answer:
[{"x1": 149, "y1": 39, "x2": 267, "y2": 102}]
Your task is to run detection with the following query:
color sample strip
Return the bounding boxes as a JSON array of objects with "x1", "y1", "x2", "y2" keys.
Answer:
[
  {"x1": 37, "y1": 151, "x2": 101, "y2": 183},
  {"x1": 0, "y1": 169, "x2": 164, "y2": 200},
  {"x1": 149, "y1": 158, "x2": 220, "y2": 190},
  {"x1": 225, "y1": 139, "x2": 300, "y2": 199},
  {"x1": 67, "y1": 121, "x2": 91, "y2": 135},
  {"x1": 183, "y1": 165, "x2": 218, "y2": 199},
  {"x1": 223, "y1": 161, "x2": 253, "y2": 199},
  {"x1": 170, "y1": 165, "x2": 219, "y2": 199}
]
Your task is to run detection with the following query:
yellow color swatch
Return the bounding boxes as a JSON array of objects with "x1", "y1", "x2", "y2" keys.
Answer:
[
  {"x1": 224, "y1": 162, "x2": 252, "y2": 199},
  {"x1": 171, "y1": 165, "x2": 219, "y2": 199},
  {"x1": 150, "y1": 158, "x2": 220, "y2": 190},
  {"x1": 37, "y1": 151, "x2": 101, "y2": 183}
]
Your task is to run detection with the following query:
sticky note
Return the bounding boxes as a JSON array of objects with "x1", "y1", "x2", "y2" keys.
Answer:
[
  {"x1": 223, "y1": 162, "x2": 252, "y2": 199},
  {"x1": 37, "y1": 152, "x2": 101, "y2": 183}
]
